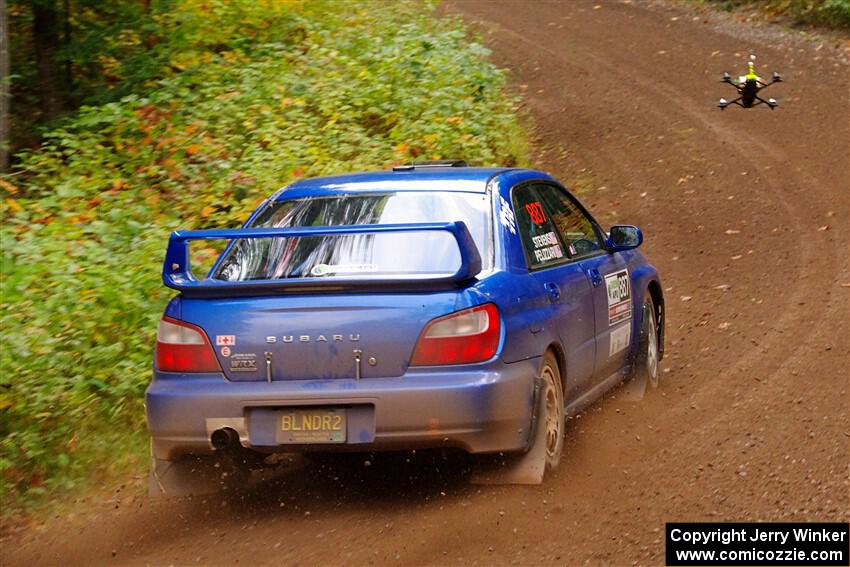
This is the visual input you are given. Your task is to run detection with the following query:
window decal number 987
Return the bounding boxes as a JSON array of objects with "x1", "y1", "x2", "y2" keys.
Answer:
[{"x1": 525, "y1": 202, "x2": 548, "y2": 225}]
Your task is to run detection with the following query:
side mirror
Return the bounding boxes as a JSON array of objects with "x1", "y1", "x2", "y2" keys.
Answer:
[{"x1": 607, "y1": 225, "x2": 643, "y2": 252}]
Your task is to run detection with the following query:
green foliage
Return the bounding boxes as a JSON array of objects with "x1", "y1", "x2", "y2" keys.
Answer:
[
  {"x1": 0, "y1": 0, "x2": 526, "y2": 513},
  {"x1": 706, "y1": 0, "x2": 850, "y2": 28}
]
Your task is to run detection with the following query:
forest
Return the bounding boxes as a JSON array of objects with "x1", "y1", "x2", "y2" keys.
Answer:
[{"x1": 0, "y1": 0, "x2": 526, "y2": 514}]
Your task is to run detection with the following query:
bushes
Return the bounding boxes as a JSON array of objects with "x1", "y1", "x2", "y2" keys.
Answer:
[
  {"x1": 0, "y1": 0, "x2": 526, "y2": 512},
  {"x1": 710, "y1": 0, "x2": 850, "y2": 28}
]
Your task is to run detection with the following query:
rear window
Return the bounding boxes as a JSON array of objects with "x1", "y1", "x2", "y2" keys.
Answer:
[{"x1": 212, "y1": 192, "x2": 492, "y2": 281}]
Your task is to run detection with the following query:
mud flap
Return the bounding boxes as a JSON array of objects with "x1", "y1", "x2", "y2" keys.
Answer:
[
  {"x1": 619, "y1": 301, "x2": 652, "y2": 402},
  {"x1": 618, "y1": 372, "x2": 647, "y2": 402},
  {"x1": 149, "y1": 456, "x2": 223, "y2": 497},
  {"x1": 470, "y1": 377, "x2": 547, "y2": 485}
]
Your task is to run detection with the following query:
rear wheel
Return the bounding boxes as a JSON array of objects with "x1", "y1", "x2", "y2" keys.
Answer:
[
  {"x1": 633, "y1": 295, "x2": 659, "y2": 389},
  {"x1": 539, "y1": 352, "x2": 565, "y2": 471}
]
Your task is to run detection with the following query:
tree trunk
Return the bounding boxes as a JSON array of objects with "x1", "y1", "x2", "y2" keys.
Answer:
[
  {"x1": 63, "y1": 0, "x2": 71, "y2": 88},
  {"x1": 0, "y1": 0, "x2": 10, "y2": 171},
  {"x1": 32, "y1": 0, "x2": 67, "y2": 121}
]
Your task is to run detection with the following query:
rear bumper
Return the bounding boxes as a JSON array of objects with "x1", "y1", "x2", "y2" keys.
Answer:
[{"x1": 145, "y1": 358, "x2": 538, "y2": 460}]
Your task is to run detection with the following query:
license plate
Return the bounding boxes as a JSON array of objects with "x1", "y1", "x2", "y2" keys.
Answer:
[{"x1": 279, "y1": 408, "x2": 346, "y2": 444}]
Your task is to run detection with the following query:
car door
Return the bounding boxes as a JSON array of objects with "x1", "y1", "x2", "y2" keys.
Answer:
[
  {"x1": 534, "y1": 184, "x2": 632, "y2": 382},
  {"x1": 511, "y1": 183, "x2": 596, "y2": 401}
]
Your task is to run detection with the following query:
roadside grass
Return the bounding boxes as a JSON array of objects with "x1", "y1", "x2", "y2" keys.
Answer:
[{"x1": 0, "y1": 0, "x2": 527, "y2": 517}]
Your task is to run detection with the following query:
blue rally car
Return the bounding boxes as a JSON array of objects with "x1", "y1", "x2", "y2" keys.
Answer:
[{"x1": 146, "y1": 161, "x2": 664, "y2": 494}]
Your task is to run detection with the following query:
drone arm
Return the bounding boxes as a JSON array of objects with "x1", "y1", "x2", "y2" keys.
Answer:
[
  {"x1": 754, "y1": 95, "x2": 778, "y2": 108},
  {"x1": 718, "y1": 96, "x2": 743, "y2": 109},
  {"x1": 757, "y1": 73, "x2": 782, "y2": 89}
]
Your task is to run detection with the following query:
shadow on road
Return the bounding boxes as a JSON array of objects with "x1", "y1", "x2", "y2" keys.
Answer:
[{"x1": 212, "y1": 449, "x2": 479, "y2": 517}]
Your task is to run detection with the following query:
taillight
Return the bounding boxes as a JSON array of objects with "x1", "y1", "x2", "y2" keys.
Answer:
[
  {"x1": 155, "y1": 317, "x2": 221, "y2": 373},
  {"x1": 410, "y1": 303, "x2": 501, "y2": 366}
]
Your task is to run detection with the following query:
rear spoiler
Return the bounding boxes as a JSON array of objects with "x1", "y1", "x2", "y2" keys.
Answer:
[{"x1": 162, "y1": 222, "x2": 482, "y2": 297}]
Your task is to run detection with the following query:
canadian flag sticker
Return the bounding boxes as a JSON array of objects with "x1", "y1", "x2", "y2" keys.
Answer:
[{"x1": 216, "y1": 335, "x2": 236, "y2": 346}]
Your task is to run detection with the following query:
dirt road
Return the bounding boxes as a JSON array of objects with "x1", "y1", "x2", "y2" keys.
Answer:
[{"x1": 3, "y1": 1, "x2": 848, "y2": 565}]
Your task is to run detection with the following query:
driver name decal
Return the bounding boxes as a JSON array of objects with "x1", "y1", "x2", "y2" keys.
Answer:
[
  {"x1": 532, "y1": 230, "x2": 564, "y2": 263},
  {"x1": 605, "y1": 269, "x2": 632, "y2": 326}
]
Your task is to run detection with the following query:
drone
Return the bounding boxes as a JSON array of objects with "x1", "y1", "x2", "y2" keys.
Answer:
[{"x1": 718, "y1": 55, "x2": 782, "y2": 110}]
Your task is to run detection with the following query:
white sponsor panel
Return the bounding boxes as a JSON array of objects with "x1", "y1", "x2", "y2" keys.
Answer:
[
  {"x1": 604, "y1": 269, "x2": 632, "y2": 326},
  {"x1": 609, "y1": 323, "x2": 631, "y2": 356}
]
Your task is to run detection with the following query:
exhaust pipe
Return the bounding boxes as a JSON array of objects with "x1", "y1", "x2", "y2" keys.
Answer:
[{"x1": 210, "y1": 427, "x2": 240, "y2": 451}]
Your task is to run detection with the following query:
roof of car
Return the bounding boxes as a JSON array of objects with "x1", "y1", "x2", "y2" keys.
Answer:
[{"x1": 274, "y1": 167, "x2": 518, "y2": 200}]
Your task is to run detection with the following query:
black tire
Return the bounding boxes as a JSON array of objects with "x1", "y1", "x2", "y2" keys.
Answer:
[
  {"x1": 539, "y1": 352, "x2": 565, "y2": 471},
  {"x1": 633, "y1": 294, "x2": 660, "y2": 390}
]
